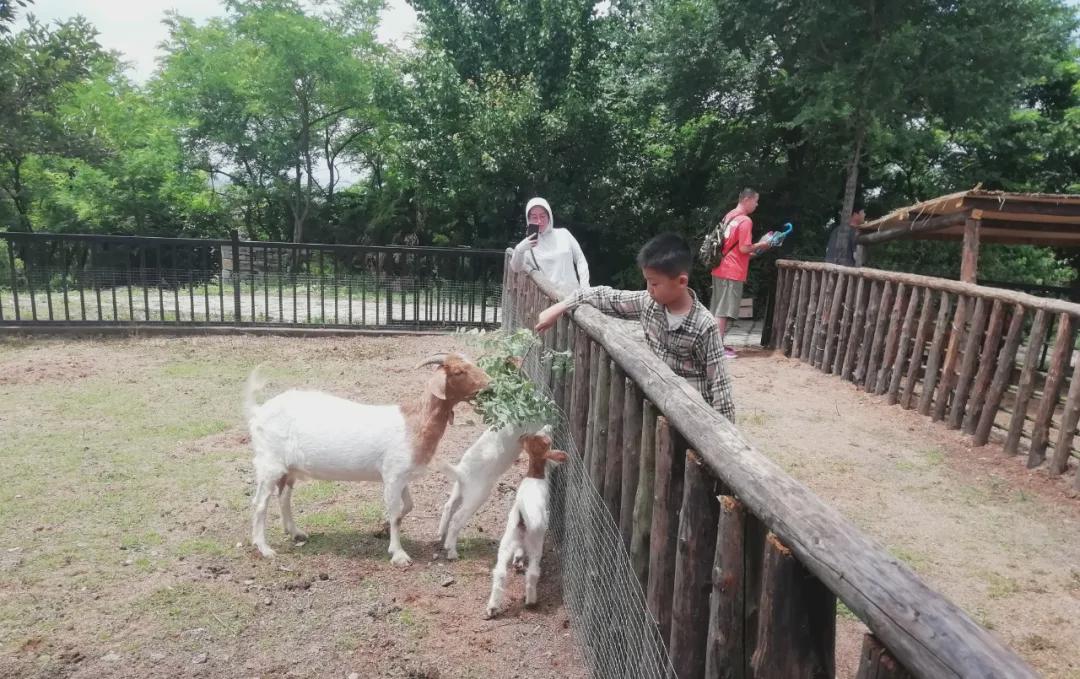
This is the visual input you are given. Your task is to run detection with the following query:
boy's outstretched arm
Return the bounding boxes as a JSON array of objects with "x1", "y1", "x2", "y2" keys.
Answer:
[
  {"x1": 694, "y1": 325, "x2": 736, "y2": 421},
  {"x1": 535, "y1": 286, "x2": 649, "y2": 332}
]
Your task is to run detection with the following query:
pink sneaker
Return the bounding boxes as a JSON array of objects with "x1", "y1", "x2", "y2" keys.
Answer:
[{"x1": 723, "y1": 346, "x2": 737, "y2": 359}]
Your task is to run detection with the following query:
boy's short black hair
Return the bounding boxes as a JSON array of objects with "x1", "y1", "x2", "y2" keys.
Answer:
[{"x1": 637, "y1": 233, "x2": 693, "y2": 278}]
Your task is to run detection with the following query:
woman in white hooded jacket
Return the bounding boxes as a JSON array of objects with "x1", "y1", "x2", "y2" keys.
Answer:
[{"x1": 509, "y1": 197, "x2": 590, "y2": 290}]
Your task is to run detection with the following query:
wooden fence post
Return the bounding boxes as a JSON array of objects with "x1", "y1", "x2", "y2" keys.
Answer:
[
  {"x1": 822, "y1": 273, "x2": 848, "y2": 372},
  {"x1": 974, "y1": 305, "x2": 1026, "y2": 446},
  {"x1": 809, "y1": 272, "x2": 835, "y2": 367},
  {"x1": 900, "y1": 289, "x2": 936, "y2": 409},
  {"x1": 569, "y1": 326, "x2": 592, "y2": 454},
  {"x1": 790, "y1": 271, "x2": 811, "y2": 358},
  {"x1": 853, "y1": 280, "x2": 883, "y2": 385},
  {"x1": 588, "y1": 347, "x2": 611, "y2": 491},
  {"x1": 918, "y1": 293, "x2": 953, "y2": 416},
  {"x1": 620, "y1": 382, "x2": 644, "y2": 549},
  {"x1": 704, "y1": 495, "x2": 747, "y2": 679},
  {"x1": 1028, "y1": 313, "x2": 1073, "y2": 468},
  {"x1": 630, "y1": 400, "x2": 658, "y2": 589},
  {"x1": 861, "y1": 281, "x2": 894, "y2": 390},
  {"x1": 1052, "y1": 348, "x2": 1080, "y2": 476},
  {"x1": 833, "y1": 272, "x2": 859, "y2": 375},
  {"x1": 604, "y1": 363, "x2": 626, "y2": 520},
  {"x1": 750, "y1": 533, "x2": 836, "y2": 679},
  {"x1": 887, "y1": 287, "x2": 920, "y2": 404},
  {"x1": 230, "y1": 230, "x2": 243, "y2": 323},
  {"x1": 874, "y1": 283, "x2": 906, "y2": 394},
  {"x1": 962, "y1": 299, "x2": 1005, "y2": 434},
  {"x1": 841, "y1": 277, "x2": 869, "y2": 380},
  {"x1": 647, "y1": 416, "x2": 686, "y2": 644},
  {"x1": 947, "y1": 296, "x2": 989, "y2": 429},
  {"x1": 855, "y1": 634, "x2": 914, "y2": 679},
  {"x1": 932, "y1": 296, "x2": 969, "y2": 422},
  {"x1": 669, "y1": 452, "x2": 721, "y2": 679},
  {"x1": 799, "y1": 271, "x2": 822, "y2": 362},
  {"x1": 1005, "y1": 309, "x2": 1049, "y2": 454}
]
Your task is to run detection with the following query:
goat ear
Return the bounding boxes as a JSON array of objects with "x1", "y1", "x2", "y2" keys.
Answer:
[
  {"x1": 427, "y1": 367, "x2": 448, "y2": 400},
  {"x1": 546, "y1": 450, "x2": 569, "y2": 464}
]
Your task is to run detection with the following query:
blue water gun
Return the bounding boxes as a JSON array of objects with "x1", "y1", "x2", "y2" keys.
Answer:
[{"x1": 751, "y1": 222, "x2": 793, "y2": 257}]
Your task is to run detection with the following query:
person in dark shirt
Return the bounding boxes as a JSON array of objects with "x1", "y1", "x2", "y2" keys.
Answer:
[{"x1": 825, "y1": 207, "x2": 866, "y2": 266}]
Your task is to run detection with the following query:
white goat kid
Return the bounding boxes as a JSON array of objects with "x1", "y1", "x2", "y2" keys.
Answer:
[
  {"x1": 435, "y1": 420, "x2": 546, "y2": 561},
  {"x1": 485, "y1": 432, "x2": 567, "y2": 619},
  {"x1": 245, "y1": 353, "x2": 490, "y2": 566}
]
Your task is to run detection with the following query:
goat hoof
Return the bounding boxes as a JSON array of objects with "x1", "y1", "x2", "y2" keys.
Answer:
[
  {"x1": 390, "y1": 551, "x2": 413, "y2": 567},
  {"x1": 255, "y1": 545, "x2": 276, "y2": 559},
  {"x1": 484, "y1": 606, "x2": 498, "y2": 620},
  {"x1": 445, "y1": 549, "x2": 459, "y2": 561},
  {"x1": 291, "y1": 532, "x2": 309, "y2": 543}
]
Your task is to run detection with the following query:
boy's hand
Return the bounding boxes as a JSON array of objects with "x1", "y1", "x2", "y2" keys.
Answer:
[{"x1": 535, "y1": 302, "x2": 567, "y2": 332}]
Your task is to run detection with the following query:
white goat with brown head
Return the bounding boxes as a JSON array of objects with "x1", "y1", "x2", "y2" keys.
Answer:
[{"x1": 244, "y1": 352, "x2": 490, "y2": 566}]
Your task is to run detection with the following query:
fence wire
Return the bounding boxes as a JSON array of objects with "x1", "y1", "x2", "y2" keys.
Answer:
[
  {"x1": 505, "y1": 292, "x2": 676, "y2": 679},
  {"x1": 0, "y1": 267, "x2": 500, "y2": 328}
]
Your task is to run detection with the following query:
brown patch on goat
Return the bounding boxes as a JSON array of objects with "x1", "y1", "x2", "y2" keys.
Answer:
[
  {"x1": 521, "y1": 434, "x2": 568, "y2": 480},
  {"x1": 402, "y1": 353, "x2": 490, "y2": 466}
]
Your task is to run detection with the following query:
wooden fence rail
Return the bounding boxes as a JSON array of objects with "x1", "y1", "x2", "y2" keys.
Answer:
[
  {"x1": 504, "y1": 253, "x2": 1035, "y2": 679},
  {"x1": 772, "y1": 260, "x2": 1080, "y2": 489}
]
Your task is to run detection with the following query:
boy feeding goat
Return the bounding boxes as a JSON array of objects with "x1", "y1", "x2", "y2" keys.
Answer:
[{"x1": 485, "y1": 430, "x2": 567, "y2": 619}]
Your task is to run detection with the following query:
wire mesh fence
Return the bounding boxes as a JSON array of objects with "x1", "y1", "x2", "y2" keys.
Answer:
[
  {"x1": 0, "y1": 233, "x2": 502, "y2": 330},
  {"x1": 504, "y1": 287, "x2": 675, "y2": 679}
]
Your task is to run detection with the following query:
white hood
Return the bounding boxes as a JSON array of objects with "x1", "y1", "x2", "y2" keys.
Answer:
[{"x1": 525, "y1": 197, "x2": 554, "y2": 230}]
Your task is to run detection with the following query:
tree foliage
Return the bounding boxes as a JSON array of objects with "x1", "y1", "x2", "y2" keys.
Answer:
[{"x1": 0, "y1": 0, "x2": 1077, "y2": 288}]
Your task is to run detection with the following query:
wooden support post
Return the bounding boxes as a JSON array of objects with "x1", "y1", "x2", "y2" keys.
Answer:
[
  {"x1": 670, "y1": 452, "x2": 721, "y2": 679},
  {"x1": 1028, "y1": 313, "x2": 1073, "y2": 468},
  {"x1": 932, "y1": 296, "x2": 969, "y2": 422},
  {"x1": 620, "y1": 383, "x2": 644, "y2": 549},
  {"x1": 582, "y1": 342, "x2": 600, "y2": 469},
  {"x1": 822, "y1": 273, "x2": 848, "y2": 372},
  {"x1": 799, "y1": 271, "x2": 822, "y2": 362},
  {"x1": 647, "y1": 416, "x2": 686, "y2": 644},
  {"x1": 1051, "y1": 345, "x2": 1080, "y2": 476},
  {"x1": 855, "y1": 633, "x2": 914, "y2": 679},
  {"x1": 770, "y1": 268, "x2": 792, "y2": 349},
  {"x1": 918, "y1": 293, "x2": 953, "y2": 416},
  {"x1": 887, "y1": 287, "x2": 920, "y2": 404},
  {"x1": 962, "y1": 299, "x2": 1004, "y2": 433},
  {"x1": 853, "y1": 280, "x2": 882, "y2": 385},
  {"x1": 1005, "y1": 309, "x2": 1050, "y2": 454},
  {"x1": 947, "y1": 296, "x2": 989, "y2": 429},
  {"x1": 554, "y1": 315, "x2": 570, "y2": 411},
  {"x1": 875, "y1": 283, "x2": 906, "y2": 395},
  {"x1": 960, "y1": 217, "x2": 981, "y2": 284},
  {"x1": 589, "y1": 349, "x2": 611, "y2": 491},
  {"x1": 630, "y1": 400, "x2": 658, "y2": 589},
  {"x1": 568, "y1": 325, "x2": 592, "y2": 455},
  {"x1": 810, "y1": 272, "x2": 835, "y2": 367},
  {"x1": 833, "y1": 273, "x2": 858, "y2": 375},
  {"x1": 604, "y1": 363, "x2": 626, "y2": 520},
  {"x1": 750, "y1": 533, "x2": 836, "y2": 679},
  {"x1": 901, "y1": 289, "x2": 937, "y2": 410},
  {"x1": 789, "y1": 270, "x2": 811, "y2": 358},
  {"x1": 974, "y1": 305, "x2": 1026, "y2": 445},
  {"x1": 840, "y1": 276, "x2": 868, "y2": 380},
  {"x1": 861, "y1": 281, "x2": 894, "y2": 390},
  {"x1": 704, "y1": 496, "x2": 747, "y2": 679}
]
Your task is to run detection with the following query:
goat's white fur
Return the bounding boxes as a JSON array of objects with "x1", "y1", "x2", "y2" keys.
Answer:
[
  {"x1": 244, "y1": 361, "x2": 476, "y2": 566},
  {"x1": 435, "y1": 420, "x2": 544, "y2": 560},
  {"x1": 486, "y1": 475, "x2": 551, "y2": 618}
]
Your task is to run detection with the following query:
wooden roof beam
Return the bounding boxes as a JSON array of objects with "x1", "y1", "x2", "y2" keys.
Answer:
[{"x1": 855, "y1": 212, "x2": 968, "y2": 245}]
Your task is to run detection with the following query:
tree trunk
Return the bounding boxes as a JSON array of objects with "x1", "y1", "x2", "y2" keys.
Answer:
[{"x1": 840, "y1": 122, "x2": 866, "y2": 236}]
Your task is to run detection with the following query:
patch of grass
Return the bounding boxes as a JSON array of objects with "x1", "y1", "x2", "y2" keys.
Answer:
[
  {"x1": 120, "y1": 531, "x2": 164, "y2": 551},
  {"x1": 302, "y1": 509, "x2": 350, "y2": 530},
  {"x1": 987, "y1": 573, "x2": 1021, "y2": 599},
  {"x1": 922, "y1": 448, "x2": 945, "y2": 465},
  {"x1": 136, "y1": 582, "x2": 253, "y2": 637},
  {"x1": 887, "y1": 545, "x2": 928, "y2": 570},
  {"x1": 836, "y1": 601, "x2": 859, "y2": 621},
  {"x1": 1019, "y1": 633, "x2": 1056, "y2": 652},
  {"x1": 358, "y1": 501, "x2": 384, "y2": 524},
  {"x1": 335, "y1": 632, "x2": 363, "y2": 652},
  {"x1": 742, "y1": 409, "x2": 768, "y2": 427},
  {"x1": 176, "y1": 537, "x2": 229, "y2": 558},
  {"x1": 160, "y1": 419, "x2": 230, "y2": 440},
  {"x1": 294, "y1": 481, "x2": 340, "y2": 503}
]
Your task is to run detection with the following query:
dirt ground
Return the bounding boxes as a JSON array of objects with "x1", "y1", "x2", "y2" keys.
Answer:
[
  {"x1": 730, "y1": 349, "x2": 1080, "y2": 679},
  {"x1": 0, "y1": 334, "x2": 587, "y2": 679}
]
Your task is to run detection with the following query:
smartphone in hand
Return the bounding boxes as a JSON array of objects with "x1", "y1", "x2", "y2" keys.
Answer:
[{"x1": 525, "y1": 223, "x2": 540, "y2": 241}]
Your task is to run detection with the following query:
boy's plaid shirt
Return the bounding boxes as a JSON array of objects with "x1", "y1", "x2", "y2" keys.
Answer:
[{"x1": 564, "y1": 286, "x2": 735, "y2": 421}]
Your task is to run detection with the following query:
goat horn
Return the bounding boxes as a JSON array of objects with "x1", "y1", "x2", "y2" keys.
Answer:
[{"x1": 414, "y1": 353, "x2": 449, "y2": 369}]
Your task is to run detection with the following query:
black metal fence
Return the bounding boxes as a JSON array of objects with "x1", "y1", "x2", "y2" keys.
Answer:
[{"x1": 0, "y1": 231, "x2": 503, "y2": 330}]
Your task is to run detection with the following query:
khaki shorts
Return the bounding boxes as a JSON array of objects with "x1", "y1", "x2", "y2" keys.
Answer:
[{"x1": 710, "y1": 277, "x2": 743, "y2": 319}]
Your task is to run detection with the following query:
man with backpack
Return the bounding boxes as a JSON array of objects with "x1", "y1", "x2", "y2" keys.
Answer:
[{"x1": 704, "y1": 188, "x2": 773, "y2": 358}]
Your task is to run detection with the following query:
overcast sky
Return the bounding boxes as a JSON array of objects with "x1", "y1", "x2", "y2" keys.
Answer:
[{"x1": 17, "y1": 0, "x2": 420, "y2": 82}]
